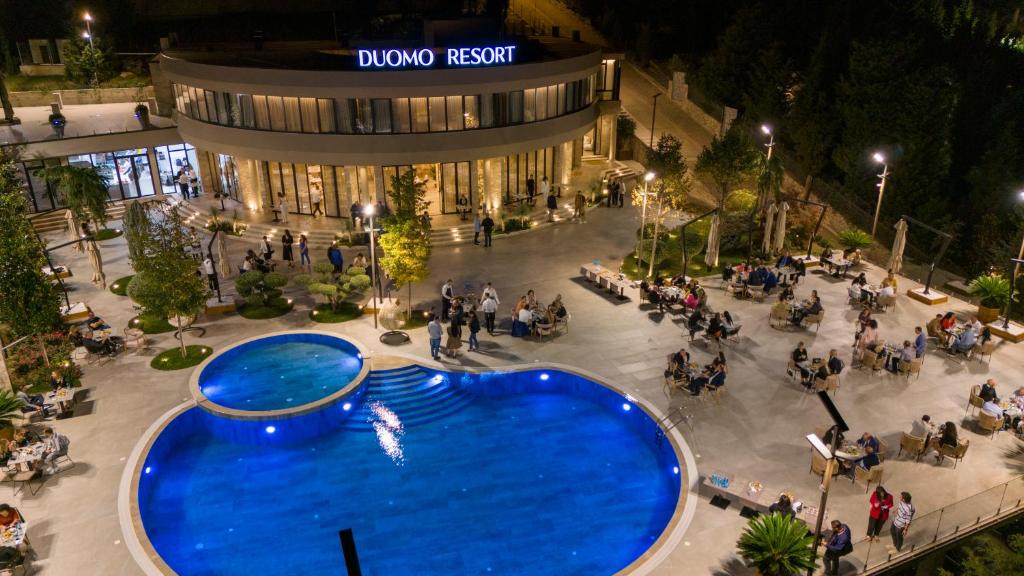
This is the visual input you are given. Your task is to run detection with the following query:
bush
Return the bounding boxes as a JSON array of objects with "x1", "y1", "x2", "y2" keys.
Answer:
[
  {"x1": 838, "y1": 228, "x2": 872, "y2": 249},
  {"x1": 725, "y1": 188, "x2": 757, "y2": 213},
  {"x1": 6, "y1": 331, "x2": 82, "y2": 394},
  {"x1": 309, "y1": 302, "x2": 362, "y2": 323},
  {"x1": 235, "y1": 270, "x2": 288, "y2": 305},
  {"x1": 969, "y1": 274, "x2": 1011, "y2": 309},
  {"x1": 617, "y1": 114, "x2": 637, "y2": 142},
  {"x1": 93, "y1": 228, "x2": 123, "y2": 241},
  {"x1": 736, "y1": 513, "x2": 816, "y2": 576},
  {"x1": 238, "y1": 296, "x2": 293, "y2": 320},
  {"x1": 502, "y1": 218, "x2": 532, "y2": 233}
]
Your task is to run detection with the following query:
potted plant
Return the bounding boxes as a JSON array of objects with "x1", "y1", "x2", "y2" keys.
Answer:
[
  {"x1": 837, "y1": 228, "x2": 872, "y2": 250},
  {"x1": 48, "y1": 112, "x2": 66, "y2": 138},
  {"x1": 736, "y1": 513, "x2": 817, "y2": 576},
  {"x1": 968, "y1": 273, "x2": 1011, "y2": 324},
  {"x1": 134, "y1": 103, "x2": 150, "y2": 128}
]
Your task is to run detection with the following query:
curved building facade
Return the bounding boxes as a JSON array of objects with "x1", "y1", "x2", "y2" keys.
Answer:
[{"x1": 158, "y1": 40, "x2": 621, "y2": 219}]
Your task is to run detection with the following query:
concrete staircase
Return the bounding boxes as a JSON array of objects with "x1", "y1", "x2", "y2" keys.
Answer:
[
  {"x1": 342, "y1": 365, "x2": 474, "y2": 431},
  {"x1": 29, "y1": 203, "x2": 128, "y2": 235}
]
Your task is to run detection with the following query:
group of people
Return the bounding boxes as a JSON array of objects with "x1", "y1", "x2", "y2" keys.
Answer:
[
  {"x1": 175, "y1": 165, "x2": 199, "y2": 199},
  {"x1": 924, "y1": 312, "x2": 992, "y2": 357},
  {"x1": 848, "y1": 270, "x2": 897, "y2": 307},
  {"x1": 641, "y1": 276, "x2": 706, "y2": 313},
  {"x1": 665, "y1": 348, "x2": 728, "y2": 396},
  {"x1": 3, "y1": 426, "x2": 71, "y2": 476},
  {"x1": 790, "y1": 344, "x2": 844, "y2": 387},
  {"x1": 605, "y1": 178, "x2": 626, "y2": 208},
  {"x1": 70, "y1": 311, "x2": 122, "y2": 357},
  {"x1": 976, "y1": 379, "x2": 1024, "y2": 434},
  {"x1": 511, "y1": 290, "x2": 567, "y2": 338}
]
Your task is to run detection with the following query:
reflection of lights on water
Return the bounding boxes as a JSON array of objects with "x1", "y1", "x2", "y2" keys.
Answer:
[
  {"x1": 672, "y1": 466, "x2": 680, "y2": 475},
  {"x1": 622, "y1": 403, "x2": 631, "y2": 412},
  {"x1": 265, "y1": 426, "x2": 276, "y2": 434},
  {"x1": 432, "y1": 374, "x2": 444, "y2": 384},
  {"x1": 342, "y1": 402, "x2": 352, "y2": 411},
  {"x1": 144, "y1": 466, "x2": 152, "y2": 474},
  {"x1": 539, "y1": 373, "x2": 549, "y2": 381},
  {"x1": 373, "y1": 422, "x2": 404, "y2": 462},
  {"x1": 371, "y1": 402, "x2": 402, "y2": 431},
  {"x1": 369, "y1": 401, "x2": 404, "y2": 463}
]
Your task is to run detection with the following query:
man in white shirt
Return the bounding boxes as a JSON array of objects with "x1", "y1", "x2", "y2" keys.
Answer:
[
  {"x1": 441, "y1": 280, "x2": 454, "y2": 322},
  {"x1": 427, "y1": 316, "x2": 443, "y2": 360},
  {"x1": 481, "y1": 282, "x2": 499, "y2": 306},
  {"x1": 481, "y1": 294, "x2": 498, "y2": 335},
  {"x1": 310, "y1": 187, "x2": 323, "y2": 217},
  {"x1": 982, "y1": 399, "x2": 1007, "y2": 430},
  {"x1": 879, "y1": 284, "x2": 895, "y2": 298}
]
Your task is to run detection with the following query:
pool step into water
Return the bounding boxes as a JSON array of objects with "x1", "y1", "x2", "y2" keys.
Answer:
[{"x1": 343, "y1": 365, "x2": 473, "y2": 430}]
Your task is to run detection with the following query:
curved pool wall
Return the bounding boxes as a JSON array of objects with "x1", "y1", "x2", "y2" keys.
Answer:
[
  {"x1": 124, "y1": 362, "x2": 696, "y2": 576},
  {"x1": 190, "y1": 330, "x2": 370, "y2": 419}
]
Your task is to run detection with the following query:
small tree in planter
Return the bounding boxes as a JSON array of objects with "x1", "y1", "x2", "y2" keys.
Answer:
[
  {"x1": 968, "y1": 273, "x2": 1012, "y2": 324},
  {"x1": 294, "y1": 263, "x2": 370, "y2": 313},
  {"x1": 838, "y1": 228, "x2": 872, "y2": 251},
  {"x1": 235, "y1": 270, "x2": 288, "y2": 305},
  {"x1": 736, "y1": 513, "x2": 816, "y2": 576},
  {"x1": 36, "y1": 164, "x2": 111, "y2": 231}
]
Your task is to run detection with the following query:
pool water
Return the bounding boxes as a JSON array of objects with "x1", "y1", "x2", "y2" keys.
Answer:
[
  {"x1": 140, "y1": 368, "x2": 681, "y2": 575},
  {"x1": 197, "y1": 333, "x2": 362, "y2": 411}
]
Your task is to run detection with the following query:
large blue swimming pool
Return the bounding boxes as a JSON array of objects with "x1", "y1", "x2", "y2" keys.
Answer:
[
  {"x1": 139, "y1": 365, "x2": 682, "y2": 575},
  {"x1": 197, "y1": 333, "x2": 363, "y2": 411}
]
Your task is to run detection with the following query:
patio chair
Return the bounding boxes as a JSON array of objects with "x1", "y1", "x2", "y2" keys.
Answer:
[
  {"x1": 977, "y1": 411, "x2": 1002, "y2": 438},
  {"x1": 809, "y1": 451, "x2": 838, "y2": 478},
  {"x1": 748, "y1": 285, "x2": 766, "y2": 302},
  {"x1": 556, "y1": 313, "x2": 570, "y2": 334},
  {"x1": 899, "y1": 357, "x2": 923, "y2": 380},
  {"x1": 965, "y1": 385, "x2": 984, "y2": 418},
  {"x1": 534, "y1": 323, "x2": 554, "y2": 341},
  {"x1": 939, "y1": 440, "x2": 969, "y2": 469},
  {"x1": 700, "y1": 385, "x2": 724, "y2": 405},
  {"x1": 898, "y1": 432, "x2": 926, "y2": 461},
  {"x1": 973, "y1": 339, "x2": 996, "y2": 363},
  {"x1": 853, "y1": 465, "x2": 884, "y2": 492},
  {"x1": 877, "y1": 438, "x2": 889, "y2": 461},
  {"x1": 814, "y1": 373, "x2": 840, "y2": 395},
  {"x1": 769, "y1": 306, "x2": 789, "y2": 329},
  {"x1": 876, "y1": 294, "x2": 896, "y2": 312},
  {"x1": 802, "y1": 311, "x2": 825, "y2": 331},
  {"x1": 860, "y1": 349, "x2": 881, "y2": 374},
  {"x1": 724, "y1": 324, "x2": 742, "y2": 343}
]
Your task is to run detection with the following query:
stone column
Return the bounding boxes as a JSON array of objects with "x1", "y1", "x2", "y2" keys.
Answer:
[
  {"x1": 236, "y1": 157, "x2": 263, "y2": 213},
  {"x1": 148, "y1": 56, "x2": 176, "y2": 117},
  {"x1": 147, "y1": 148, "x2": 164, "y2": 199},
  {"x1": 194, "y1": 148, "x2": 217, "y2": 196},
  {"x1": 372, "y1": 165, "x2": 386, "y2": 204}
]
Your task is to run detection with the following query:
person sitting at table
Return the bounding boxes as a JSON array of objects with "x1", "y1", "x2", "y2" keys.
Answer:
[
  {"x1": 792, "y1": 342, "x2": 810, "y2": 383},
  {"x1": 940, "y1": 311, "x2": 956, "y2": 331},
  {"x1": 882, "y1": 270, "x2": 898, "y2": 289},
  {"x1": 931, "y1": 421, "x2": 958, "y2": 462},
  {"x1": 852, "y1": 272, "x2": 868, "y2": 287},
  {"x1": 682, "y1": 290, "x2": 699, "y2": 311},
  {"x1": 16, "y1": 386, "x2": 52, "y2": 419},
  {"x1": 792, "y1": 296, "x2": 823, "y2": 326},
  {"x1": 888, "y1": 340, "x2": 915, "y2": 373},
  {"x1": 859, "y1": 320, "x2": 880, "y2": 356},
  {"x1": 722, "y1": 311, "x2": 740, "y2": 336},
  {"x1": 86, "y1": 311, "x2": 110, "y2": 333},
  {"x1": 0, "y1": 505, "x2": 22, "y2": 528},
  {"x1": 763, "y1": 268, "x2": 778, "y2": 294},
  {"x1": 776, "y1": 252, "x2": 794, "y2": 269},
  {"x1": 949, "y1": 327, "x2": 977, "y2": 355},
  {"x1": 50, "y1": 370, "x2": 69, "y2": 392},
  {"x1": 926, "y1": 313, "x2": 944, "y2": 339},
  {"x1": 747, "y1": 266, "x2": 765, "y2": 289},
  {"x1": 665, "y1": 348, "x2": 691, "y2": 382},
  {"x1": 41, "y1": 427, "x2": 70, "y2": 475},
  {"x1": 978, "y1": 326, "x2": 993, "y2": 346},
  {"x1": 706, "y1": 313, "x2": 725, "y2": 343},
  {"x1": 687, "y1": 309, "x2": 705, "y2": 340},
  {"x1": 980, "y1": 379, "x2": 999, "y2": 402},
  {"x1": 981, "y1": 399, "x2": 1008, "y2": 430},
  {"x1": 848, "y1": 282, "x2": 862, "y2": 303},
  {"x1": 910, "y1": 414, "x2": 935, "y2": 442},
  {"x1": 790, "y1": 258, "x2": 807, "y2": 284},
  {"x1": 769, "y1": 494, "x2": 796, "y2": 519},
  {"x1": 721, "y1": 265, "x2": 735, "y2": 283},
  {"x1": 878, "y1": 283, "x2": 895, "y2": 299},
  {"x1": 857, "y1": 445, "x2": 881, "y2": 471},
  {"x1": 646, "y1": 287, "x2": 664, "y2": 312},
  {"x1": 827, "y1": 349, "x2": 845, "y2": 376},
  {"x1": 822, "y1": 426, "x2": 845, "y2": 448},
  {"x1": 688, "y1": 362, "x2": 726, "y2": 396},
  {"x1": 857, "y1": 432, "x2": 880, "y2": 454}
]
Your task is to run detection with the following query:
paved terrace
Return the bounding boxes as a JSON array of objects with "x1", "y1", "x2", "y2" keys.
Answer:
[
  {"x1": 0, "y1": 103, "x2": 175, "y2": 145},
  {"x1": 19, "y1": 202, "x2": 1024, "y2": 575}
]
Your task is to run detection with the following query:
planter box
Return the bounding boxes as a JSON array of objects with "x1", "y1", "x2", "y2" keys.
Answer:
[{"x1": 906, "y1": 288, "x2": 948, "y2": 306}]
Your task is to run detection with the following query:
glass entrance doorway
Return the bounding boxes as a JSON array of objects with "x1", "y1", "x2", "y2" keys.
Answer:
[{"x1": 217, "y1": 154, "x2": 240, "y2": 201}]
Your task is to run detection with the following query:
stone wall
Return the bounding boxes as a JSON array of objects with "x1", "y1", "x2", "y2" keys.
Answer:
[
  {"x1": 10, "y1": 86, "x2": 155, "y2": 107},
  {"x1": 668, "y1": 71, "x2": 725, "y2": 136}
]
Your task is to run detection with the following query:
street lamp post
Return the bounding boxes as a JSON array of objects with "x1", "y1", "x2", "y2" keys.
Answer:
[
  {"x1": 761, "y1": 124, "x2": 775, "y2": 160},
  {"x1": 83, "y1": 13, "x2": 94, "y2": 48},
  {"x1": 649, "y1": 93, "x2": 661, "y2": 148},
  {"x1": 806, "y1": 429, "x2": 842, "y2": 576},
  {"x1": 364, "y1": 203, "x2": 379, "y2": 329},
  {"x1": 870, "y1": 152, "x2": 889, "y2": 239},
  {"x1": 637, "y1": 172, "x2": 655, "y2": 276}
]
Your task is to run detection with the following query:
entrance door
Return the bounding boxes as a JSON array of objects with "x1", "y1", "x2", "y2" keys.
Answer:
[{"x1": 439, "y1": 162, "x2": 470, "y2": 214}]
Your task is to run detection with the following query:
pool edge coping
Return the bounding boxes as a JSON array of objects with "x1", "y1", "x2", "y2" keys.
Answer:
[
  {"x1": 188, "y1": 329, "x2": 371, "y2": 420},
  {"x1": 120, "y1": 349, "x2": 699, "y2": 576}
]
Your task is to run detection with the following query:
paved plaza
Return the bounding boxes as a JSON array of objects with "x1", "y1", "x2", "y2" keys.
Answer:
[{"x1": 16, "y1": 198, "x2": 1024, "y2": 575}]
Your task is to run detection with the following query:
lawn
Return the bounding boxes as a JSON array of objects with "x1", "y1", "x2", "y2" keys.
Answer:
[
  {"x1": 238, "y1": 296, "x2": 294, "y2": 320},
  {"x1": 110, "y1": 275, "x2": 133, "y2": 296},
  {"x1": 93, "y1": 228, "x2": 123, "y2": 241},
  {"x1": 128, "y1": 313, "x2": 175, "y2": 334},
  {"x1": 150, "y1": 345, "x2": 213, "y2": 370},
  {"x1": 6, "y1": 74, "x2": 151, "y2": 92},
  {"x1": 310, "y1": 302, "x2": 362, "y2": 323}
]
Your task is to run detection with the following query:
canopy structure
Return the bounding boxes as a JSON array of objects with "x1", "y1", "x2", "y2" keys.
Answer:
[
  {"x1": 771, "y1": 201, "x2": 789, "y2": 255},
  {"x1": 86, "y1": 239, "x2": 106, "y2": 289},
  {"x1": 215, "y1": 232, "x2": 232, "y2": 279},
  {"x1": 888, "y1": 218, "x2": 908, "y2": 275},
  {"x1": 705, "y1": 213, "x2": 721, "y2": 269},
  {"x1": 761, "y1": 203, "x2": 777, "y2": 256}
]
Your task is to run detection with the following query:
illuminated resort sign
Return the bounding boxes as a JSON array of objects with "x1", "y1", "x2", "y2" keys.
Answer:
[{"x1": 357, "y1": 46, "x2": 517, "y2": 69}]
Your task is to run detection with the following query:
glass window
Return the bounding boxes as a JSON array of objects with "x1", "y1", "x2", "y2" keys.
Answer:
[
  {"x1": 509, "y1": 91, "x2": 523, "y2": 124},
  {"x1": 535, "y1": 86, "x2": 547, "y2": 120},
  {"x1": 189, "y1": 87, "x2": 202, "y2": 119},
  {"x1": 299, "y1": 98, "x2": 319, "y2": 133},
  {"x1": 446, "y1": 96, "x2": 463, "y2": 131},
  {"x1": 355, "y1": 99, "x2": 373, "y2": 133},
  {"x1": 428, "y1": 96, "x2": 446, "y2": 132},
  {"x1": 268, "y1": 162, "x2": 283, "y2": 198},
  {"x1": 253, "y1": 96, "x2": 270, "y2": 129},
  {"x1": 523, "y1": 88, "x2": 536, "y2": 122},
  {"x1": 547, "y1": 85, "x2": 558, "y2": 118},
  {"x1": 566, "y1": 82, "x2": 577, "y2": 112},
  {"x1": 319, "y1": 165, "x2": 338, "y2": 216},
  {"x1": 215, "y1": 92, "x2": 228, "y2": 125},
  {"x1": 318, "y1": 99, "x2": 335, "y2": 133},
  {"x1": 281, "y1": 162, "x2": 296, "y2": 205},
  {"x1": 392, "y1": 98, "x2": 411, "y2": 133},
  {"x1": 335, "y1": 99, "x2": 354, "y2": 133},
  {"x1": 480, "y1": 94, "x2": 495, "y2": 127},
  {"x1": 237, "y1": 94, "x2": 254, "y2": 127},
  {"x1": 295, "y1": 163, "x2": 310, "y2": 212},
  {"x1": 283, "y1": 97, "x2": 302, "y2": 132},
  {"x1": 205, "y1": 90, "x2": 218, "y2": 123},
  {"x1": 267, "y1": 97, "x2": 287, "y2": 131},
  {"x1": 373, "y1": 99, "x2": 392, "y2": 133},
  {"x1": 463, "y1": 95, "x2": 479, "y2": 129},
  {"x1": 557, "y1": 84, "x2": 566, "y2": 116},
  {"x1": 410, "y1": 98, "x2": 429, "y2": 133}
]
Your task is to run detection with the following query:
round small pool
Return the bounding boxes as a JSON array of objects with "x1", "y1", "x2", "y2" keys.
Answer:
[
  {"x1": 195, "y1": 332, "x2": 363, "y2": 413},
  {"x1": 134, "y1": 365, "x2": 685, "y2": 575}
]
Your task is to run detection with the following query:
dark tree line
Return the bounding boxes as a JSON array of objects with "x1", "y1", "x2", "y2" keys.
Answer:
[{"x1": 575, "y1": 0, "x2": 1024, "y2": 276}]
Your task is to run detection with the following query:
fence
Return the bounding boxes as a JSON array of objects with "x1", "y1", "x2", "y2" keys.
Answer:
[{"x1": 842, "y1": 474, "x2": 1024, "y2": 574}]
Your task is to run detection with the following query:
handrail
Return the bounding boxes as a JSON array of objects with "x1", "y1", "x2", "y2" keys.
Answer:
[
  {"x1": 842, "y1": 473, "x2": 1024, "y2": 574},
  {"x1": 655, "y1": 406, "x2": 692, "y2": 444}
]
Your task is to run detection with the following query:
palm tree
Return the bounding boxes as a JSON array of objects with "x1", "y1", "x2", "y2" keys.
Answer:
[
  {"x1": 36, "y1": 164, "x2": 111, "y2": 229},
  {"x1": 0, "y1": 389, "x2": 27, "y2": 429},
  {"x1": 737, "y1": 513, "x2": 817, "y2": 576}
]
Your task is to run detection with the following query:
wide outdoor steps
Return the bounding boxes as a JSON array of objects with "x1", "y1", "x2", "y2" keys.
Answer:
[
  {"x1": 29, "y1": 203, "x2": 128, "y2": 234},
  {"x1": 341, "y1": 365, "x2": 473, "y2": 431}
]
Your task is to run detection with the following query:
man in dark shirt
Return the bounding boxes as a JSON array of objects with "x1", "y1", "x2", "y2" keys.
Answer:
[
  {"x1": 980, "y1": 379, "x2": 999, "y2": 403},
  {"x1": 481, "y1": 214, "x2": 495, "y2": 247},
  {"x1": 823, "y1": 520, "x2": 852, "y2": 576}
]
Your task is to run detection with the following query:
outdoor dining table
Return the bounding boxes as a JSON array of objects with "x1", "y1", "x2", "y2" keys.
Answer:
[
  {"x1": 835, "y1": 443, "x2": 864, "y2": 462},
  {"x1": 703, "y1": 472, "x2": 823, "y2": 528},
  {"x1": 7, "y1": 445, "x2": 44, "y2": 474},
  {"x1": 0, "y1": 522, "x2": 26, "y2": 548},
  {"x1": 823, "y1": 257, "x2": 853, "y2": 278},
  {"x1": 860, "y1": 285, "x2": 880, "y2": 305},
  {"x1": 42, "y1": 265, "x2": 72, "y2": 280},
  {"x1": 46, "y1": 388, "x2": 76, "y2": 416}
]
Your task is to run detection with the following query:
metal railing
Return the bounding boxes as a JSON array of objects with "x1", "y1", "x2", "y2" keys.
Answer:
[{"x1": 842, "y1": 474, "x2": 1024, "y2": 574}]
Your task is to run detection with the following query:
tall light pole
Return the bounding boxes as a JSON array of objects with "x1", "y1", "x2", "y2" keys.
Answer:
[
  {"x1": 364, "y1": 203, "x2": 379, "y2": 329},
  {"x1": 649, "y1": 93, "x2": 661, "y2": 148},
  {"x1": 637, "y1": 171, "x2": 655, "y2": 276},
  {"x1": 83, "y1": 13, "x2": 94, "y2": 49},
  {"x1": 870, "y1": 152, "x2": 890, "y2": 239},
  {"x1": 761, "y1": 124, "x2": 775, "y2": 160}
]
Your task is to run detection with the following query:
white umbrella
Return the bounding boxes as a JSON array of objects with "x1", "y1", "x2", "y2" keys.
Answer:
[
  {"x1": 705, "y1": 213, "x2": 721, "y2": 269},
  {"x1": 86, "y1": 239, "x2": 106, "y2": 289},
  {"x1": 66, "y1": 210, "x2": 82, "y2": 252},
  {"x1": 761, "y1": 203, "x2": 778, "y2": 255},
  {"x1": 772, "y1": 201, "x2": 790, "y2": 254},
  {"x1": 888, "y1": 218, "x2": 908, "y2": 275},
  {"x1": 216, "y1": 232, "x2": 233, "y2": 279}
]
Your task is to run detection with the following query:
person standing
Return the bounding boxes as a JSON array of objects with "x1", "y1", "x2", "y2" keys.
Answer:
[
  {"x1": 440, "y1": 279, "x2": 454, "y2": 322},
  {"x1": 427, "y1": 316, "x2": 443, "y2": 360},
  {"x1": 177, "y1": 167, "x2": 191, "y2": 198},
  {"x1": 546, "y1": 189, "x2": 558, "y2": 221},
  {"x1": 258, "y1": 235, "x2": 273, "y2": 263},
  {"x1": 481, "y1": 282, "x2": 500, "y2": 306},
  {"x1": 890, "y1": 492, "x2": 915, "y2": 552},
  {"x1": 822, "y1": 520, "x2": 852, "y2": 576},
  {"x1": 350, "y1": 201, "x2": 362, "y2": 229},
  {"x1": 482, "y1": 293, "x2": 498, "y2": 335},
  {"x1": 617, "y1": 180, "x2": 625, "y2": 207},
  {"x1": 310, "y1": 186, "x2": 323, "y2": 217},
  {"x1": 327, "y1": 241, "x2": 343, "y2": 274},
  {"x1": 446, "y1": 319, "x2": 463, "y2": 358},
  {"x1": 481, "y1": 213, "x2": 494, "y2": 247},
  {"x1": 299, "y1": 234, "x2": 310, "y2": 271},
  {"x1": 202, "y1": 256, "x2": 219, "y2": 292},
  {"x1": 468, "y1": 307, "x2": 481, "y2": 351},
  {"x1": 539, "y1": 175, "x2": 550, "y2": 202},
  {"x1": 281, "y1": 229, "x2": 294, "y2": 269},
  {"x1": 278, "y1": 196, "x2": 289, "y2": 224},
  {"x1": 188, "y1": 166, "x2": 200, "y2": 197},
  {"x1": 576, "y1": 190, "x2": 587, "y2": 223},
  {"x1": 473, "y1": 212, "x2": 481, "y2": 245},
  {"x1": 867, "y1": 486, "x2": 894, "y2": 542},
  {"x1": 526, "y1": 174, "x2": 536, "y2": 205}
]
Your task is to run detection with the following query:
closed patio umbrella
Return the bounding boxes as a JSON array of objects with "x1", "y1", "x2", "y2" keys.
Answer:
[
  {"x1": 86, "y1": 239, "x2": 106, "y2": 289},
  {"x1": 705, "y1": 213, "x2": 721, "y2": 269},
  {"x1": 888, "y1": 218, "x2": 908, "y2": 275},
  {"x1": 772, "y1": 201, "x2": 790, "y2": 255},
  {"x1": 761, "y1": 203, "x2": 778, "y2": 255},
  {"x1": 66, "y1": 210, "x2": 82, "y2": 252},
  {"x1": 216, "y1": 232, "x2": 232, "y2": 279}
]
